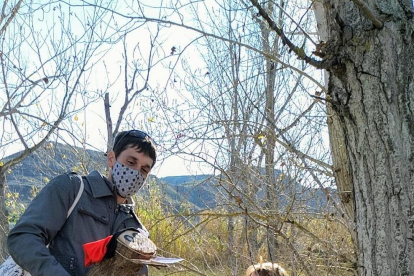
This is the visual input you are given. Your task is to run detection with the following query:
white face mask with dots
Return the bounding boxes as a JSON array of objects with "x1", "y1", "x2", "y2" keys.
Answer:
[{"x1": 111, "y1": 161, "x2": 146, "y2": 198}]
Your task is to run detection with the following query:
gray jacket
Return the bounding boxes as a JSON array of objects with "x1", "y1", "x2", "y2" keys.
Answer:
[{"x1": 8, "y1": 171, "x2": 148, "y2": 276}]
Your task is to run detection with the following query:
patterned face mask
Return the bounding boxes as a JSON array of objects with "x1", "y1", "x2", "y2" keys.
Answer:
[{"x1": 111, "y1": 161, "x2": 147, "y2": 198}]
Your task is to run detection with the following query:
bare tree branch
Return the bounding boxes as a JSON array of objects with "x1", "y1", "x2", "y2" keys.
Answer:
[
  {"x1": 0, "y1": 0, "x2": 22, "y2": 36},
  {"x1": 104, "y1": 93, "x2": 113, "y2": 153},
  {"x1": 248, "y1": 0, "x2": 323, "y2": 68},
  {"x1": 62, "y1": 0, "x2": 327, "y2": 92}
]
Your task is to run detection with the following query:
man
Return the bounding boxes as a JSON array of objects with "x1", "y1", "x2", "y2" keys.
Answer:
[{"x1": 7, "y1": 130, "x2": 157, "y2": 276}]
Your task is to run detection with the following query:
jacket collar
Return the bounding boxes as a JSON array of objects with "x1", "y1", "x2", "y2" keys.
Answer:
[{"x1": 85, "y1": 170, "x2": 114, "y2": 198}]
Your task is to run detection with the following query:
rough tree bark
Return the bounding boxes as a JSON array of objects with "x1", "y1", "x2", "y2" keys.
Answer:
[
  {"x1": 313, "y1": 0, "x2": 357, "y2": 247},
  {"x1": 0, "y1": 172, "x2": 8, "y2": 260},
  {"x1": 250, "y1": 0, "x2": 414, "y2": 274},
  {"x1": 319, "y1": 1, "x2": 414, "y2": 275}
]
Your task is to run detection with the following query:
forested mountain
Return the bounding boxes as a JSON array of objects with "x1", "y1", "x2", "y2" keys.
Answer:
[
  {"x1": 4, "y1": 143, "x2": 216, "y2": 207},
  {"x1": 5, "y1": 143, "x2": 330, "y2": 211},
  {"x1": 5, "y1": 142, "x2": 106, "y2": 202}
]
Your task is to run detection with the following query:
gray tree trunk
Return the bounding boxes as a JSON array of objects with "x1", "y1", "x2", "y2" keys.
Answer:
[
  {"x1": 260, "y1": 0, "x2": 281, "y2": 262},
  {"x1": 313, "y1": 0, "x2": 357, "y2": 250},
  {"x1": 0, "y1": 171, "x2": 8, "y2": 260},
  {"x1": 321, "y1": 1, "x2": 414, "y2": 275},
  {"x1": 227, "y1": 5, "x2": 240, "y2": 273}
]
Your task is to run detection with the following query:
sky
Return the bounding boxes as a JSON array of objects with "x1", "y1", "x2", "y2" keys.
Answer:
[
  {"x1": 1, "y1": 0, "x2": 213, "y2": 178},
  {"x1": 1, "y1": 0, "x2": 328, "y2": 179}
]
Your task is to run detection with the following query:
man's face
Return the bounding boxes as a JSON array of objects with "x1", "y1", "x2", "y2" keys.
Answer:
[{"x1": 107, "y1": 146, "x2": 153, "y2": 178}]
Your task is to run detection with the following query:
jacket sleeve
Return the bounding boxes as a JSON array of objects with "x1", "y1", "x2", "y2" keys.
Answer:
[{"x1": 7, "y1": 173, "x2": 80, "y2": 276}]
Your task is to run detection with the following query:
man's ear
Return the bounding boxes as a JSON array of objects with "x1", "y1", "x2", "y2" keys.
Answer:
[{"x1": 107, "y1": 150, "x2": 116, "y2": 168}]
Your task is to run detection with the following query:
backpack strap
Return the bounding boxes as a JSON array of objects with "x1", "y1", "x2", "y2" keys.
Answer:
[{"x1": 67, "y1": 175, "x2": 84, "y2": 218}]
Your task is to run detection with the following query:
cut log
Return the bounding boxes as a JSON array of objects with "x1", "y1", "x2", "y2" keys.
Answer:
[
  {"x1": 87, "y1": 254, "x2": 145, "y2": 276},
  {"x1": 87, "y1": 229, "x2": 156, "y2": 276}
]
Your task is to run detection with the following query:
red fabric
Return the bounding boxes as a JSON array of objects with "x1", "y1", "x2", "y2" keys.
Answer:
[{"x1": 83, "y1": 235, "x2": 113, "y2": 267}]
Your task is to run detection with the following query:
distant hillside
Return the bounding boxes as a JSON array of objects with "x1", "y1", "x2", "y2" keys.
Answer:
[
  {"x1": 4, "y1": 143, "x2": 333, "y2": 213},
  {"x1": 157, "y1": 173, "x2": 333, "y2": 212},
  {"x1": 5, "y1": 142, "x2": 106, "y2": 202},
  {"x1": 4, "y1": 143, "x2": 217, "y2": 209},
  {"x1": 157, "y1": 175, "x2": 217, "y2": 210},
  {"x1": 160, "y1": 175, "x2": 211, "y2": 185},
  {"x1": 6, "y1": 142, "x2": 106, "y2": 179}
]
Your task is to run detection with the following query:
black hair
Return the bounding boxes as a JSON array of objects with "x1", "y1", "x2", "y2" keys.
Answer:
[{"x1": 113, "y1": 130, "x2": 157, "y2": 168}]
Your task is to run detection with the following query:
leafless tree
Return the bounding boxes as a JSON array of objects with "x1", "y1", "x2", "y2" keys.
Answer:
[
  {"x1": 102, "y1": 25, "x2": 165, "y2": 153},
  {"x1": 133, "y1": 1, "x2": 352, "y2": 275},
  {"x1": 3, "y1": 0, "x2": 411, "y2": 275},
  {"x1": 244, "y1": 0, "x2": 414, "y2": 275},
  {"x1": 129, "y1": 0, "x2": 414, "y2": 274},
  {"x1": 0, "y1": 0, "x2": 128, "y2": 258}
]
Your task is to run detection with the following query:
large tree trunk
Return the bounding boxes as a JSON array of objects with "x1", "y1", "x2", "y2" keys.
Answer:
[
  {"x1": 322, "y1": 1, "x2": 414, "y2": 275},
  {"x1": 0, "y1": 171, "x2": 8, "y2": 260},
  {"x1": 313, "y1": 0, "x2": 357, "y2": 250}
]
